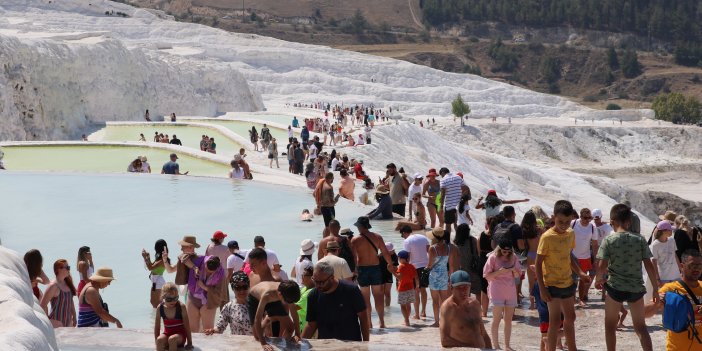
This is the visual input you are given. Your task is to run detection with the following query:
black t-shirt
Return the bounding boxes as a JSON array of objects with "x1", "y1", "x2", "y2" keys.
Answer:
[
  {"x1": 674, "y1": 228, "x2": 700, "y2": 260},
  {"x1": 493, "y1": 220, "x2": 523, "y2": 250},
  {"x1": 169, "y1": 138, "x2": 182, "y2": 146},
  {"x1": 306, "y1": 280, "x2": 366, "y2": 341}
]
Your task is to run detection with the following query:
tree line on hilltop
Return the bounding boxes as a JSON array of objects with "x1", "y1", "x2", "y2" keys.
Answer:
[{"x1": 421, "y1": 0, "x2": 702, "y2": 66}]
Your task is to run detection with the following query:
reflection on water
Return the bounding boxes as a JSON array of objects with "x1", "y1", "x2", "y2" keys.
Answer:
[{"x1": 1, "y1": 172, "x2": 409, "y2": 329}]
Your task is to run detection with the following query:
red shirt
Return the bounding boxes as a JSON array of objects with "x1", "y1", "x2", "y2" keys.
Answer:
[
  {"x1": 354, "y1": 163, "x2": 365, "y2": 180},
  {"x1": 397, "y1": 263, "x2": 417, "y2": 292}
]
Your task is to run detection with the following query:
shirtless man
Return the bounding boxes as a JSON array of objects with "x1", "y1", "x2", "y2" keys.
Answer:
[
  {"x1": 316, "y1": 220, "x2": 353, "y2": 269},
  {"x1": 248, "y1": 280, "x2": 301, "y2": 351},
  {"x1": 248, "y1": 248, "x2": 275, "y2": 287},
  {"x1": 440, "y1": 270, "x2": 492, "y2": 348},
  {"x1": 350, "y1": 216, "x2": 396, "y2": 328}
]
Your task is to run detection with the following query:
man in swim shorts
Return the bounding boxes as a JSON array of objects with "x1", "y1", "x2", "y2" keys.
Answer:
[{"x1": 350, "y1": 216, "x2": 396, "y2": 328}]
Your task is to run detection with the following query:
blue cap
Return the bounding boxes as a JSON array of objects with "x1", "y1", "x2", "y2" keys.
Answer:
[
  {"x1": 227, "y1": 240, "x2": 239, "y2": 248},
  {"x1": 397, "y1": 250, "x2": 409, "y2": 259},
  {"x1": 450, "y1": 270, "x2": 471, "y2": 287}
]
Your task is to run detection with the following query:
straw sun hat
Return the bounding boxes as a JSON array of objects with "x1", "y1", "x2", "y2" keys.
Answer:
[
  {"x1": 89, "y1": 267, "x2": 116, "y2": 282},
  {"x1": 178, "y1": 235, "x2": 201, "y2": 248}
]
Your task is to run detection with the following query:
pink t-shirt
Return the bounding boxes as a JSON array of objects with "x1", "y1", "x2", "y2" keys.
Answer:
[{"x1": 483, "y1": 253, "x2": 520, "y2": 302}]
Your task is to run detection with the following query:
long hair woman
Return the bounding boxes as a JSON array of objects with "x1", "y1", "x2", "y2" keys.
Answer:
[
  {"x1": 454, "y1": 223, "x2": 482, "y2": 303},
  {"x1": 142, "y1": 239, "x2": 169, "y2": 308},
  {"x1": 249, "y1": 126, "x2": 259, "y2": 151},
  {"x1": 427, "y1": 227, "x2": 459, "y2": 327},
  {"x1": 24, "y1": 249, "x2": 49, "y2": 300},
  {"x1": 521, "y1": 210, "x2": 540, "y2": 309},
  {"x1": 76, "y1": 246, "x2": 94, "y2": 296},
  {"x1": 483, "y1": 238, "x2": 521, "y2": 351},
  {"x1": 40, "y1": 259, "x2": 77, "y2": 327}
]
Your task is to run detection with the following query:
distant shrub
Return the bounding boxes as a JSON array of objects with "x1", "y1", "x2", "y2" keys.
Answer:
[
  {"x1": 606, "y1": 103, "x2": 622, "y2": 110},
  {"x1": 469, "y1": 36, "x2": 479, "y2": 43}
]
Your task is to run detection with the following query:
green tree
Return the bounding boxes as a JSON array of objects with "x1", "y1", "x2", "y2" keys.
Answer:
[
  {"x1": 452, "y1": 94, "x2": 471, "y2": 126},
  {"x1": 621, "y1": 49, "x2": 642, "y2": 78},
  {"x1": 607, "y1": 47, "x2": 619, "y2": 69},
  {"x1": 540, "y1": 56, "x2": 561, "y2": 83},
  {"x1": 351, "y1": 9, "x2": 368, "y2": 36},
  {"x1": 652, "y1": 92, "x2": 701, "y2": 123}
]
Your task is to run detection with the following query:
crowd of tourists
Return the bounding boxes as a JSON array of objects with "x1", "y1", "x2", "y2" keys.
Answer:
[{"x1": 23, "y1": 152, "x2": 702, "y2": 350}]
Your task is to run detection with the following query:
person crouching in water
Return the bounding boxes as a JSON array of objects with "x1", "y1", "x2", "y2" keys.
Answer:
[{"x1": 154, "y1": 283, "x2": 193, "y2": 351}]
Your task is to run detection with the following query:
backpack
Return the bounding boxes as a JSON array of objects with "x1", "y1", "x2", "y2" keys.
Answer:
[
  {"x1": 492, "y1": 222, "x2": 519, "y2": 248},
  {"x1": 662, "y1": 280, "x2": 702, "y2": 343}
]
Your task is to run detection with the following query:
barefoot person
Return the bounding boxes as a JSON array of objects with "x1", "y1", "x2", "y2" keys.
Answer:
[
  {"x1": 40, "y1": 259, "x2": 77, "y2": 328},
  {"x1": 536, "y1": 200, "x2": 591, "y2": 351},
  {"x1": 427, "y1": 227, "x2": 459, "y2": 327},
  {"x1": 248, "y1": 281, "x2": 301, "y2": 351},
  {"x1": 399, "y1": 225, "x2": 430, "y2": 320},
  {"x1": 302, "y1": 261, "x2": 369, "y2": 341},
  {"x1": 439, "y1": 270, "x2": 492, "y2": 348},
  {"x1": 154, "y1": 283, "x2": 193, "y2": 351},
  {"x1": 484, "y1": 238, "x2": 521, "y2": 351},
  {"x1": 76, "y1": 246, "x2": 94, "y2": 296},
  {"x1": 395, "y1": 192, "x2": 426, "y2": 231},
  {"x1": 77, "y1": 267, "x2": 122, "y2": 328},
  {"x1": 142, "y1": 239, "x2": 169, "y2": 308},
  {"x1": 350, "y1": 216, "x2": 396, "y2": 328},
  {"x1": 594, "y1": 204, "x2": 658, "y2": 351},
  {"x1": 205, "y1": 271, "x2": 253, "y2": 336},
  {"x1": 395, "y1": 250, "x2": 419, "y2": 326}
]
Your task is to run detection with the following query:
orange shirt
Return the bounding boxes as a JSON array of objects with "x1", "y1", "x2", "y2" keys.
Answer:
[{"x1": 397, "y1": 263, "x2": 417, "y2": 292}]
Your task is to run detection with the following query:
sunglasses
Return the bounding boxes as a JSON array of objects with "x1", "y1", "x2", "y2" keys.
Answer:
[
  {"x1": 62, "y1": 265, "x2": 71, "y2": 270},
  {"x1": 164, "y1": 296, "x2": 178, "y2": 302},
  {"x1": 313, "y1": 275, "x2": 333, "y2": 286}
]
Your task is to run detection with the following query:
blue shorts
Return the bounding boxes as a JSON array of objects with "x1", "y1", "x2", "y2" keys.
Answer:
[{"x1": 357, "y1": 265, "x2": 383, "y2": 287}]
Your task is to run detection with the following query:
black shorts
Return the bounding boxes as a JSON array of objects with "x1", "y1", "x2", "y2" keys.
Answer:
[
  {"x1": 321, "y1": 206, "x2": 335, "y2": 227},
  {"x1": 392, "y1": 204, "x2": 406, "y2": 217},
  {"x1": 546, "y1": 284, "x2": 576, "y2": 299},
  {"x1": 416, "y1": 267, "x2": 430, "y2": 288},
  {"x1": 444, "y1": 209, "x2": 457, "y2": 225},
  {"x1": 604, "y1": 283, "x2": 645, "y2": 303}
]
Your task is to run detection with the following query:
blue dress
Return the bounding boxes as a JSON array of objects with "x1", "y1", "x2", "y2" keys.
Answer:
[{"x1": 429, "y1": 245, "x2": 450, "y2": 291}]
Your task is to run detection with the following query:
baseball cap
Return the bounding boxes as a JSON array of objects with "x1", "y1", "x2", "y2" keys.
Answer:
[
  {"x1": 212, "y1": 230, "x2": 227, "y2": 240},
  {"x1": 413, "y1": 172, "x2": 423, "y2": 180},
  {"x1": 592, "y1": 209, "x2": 603, "y2": 218},
  {"x1": 354, "y1": 216, "x2": 372, "y2": 229},
  {"x1": 487, "y1": 189, "x2": 497, "y2": 196},
  {"x1": 227, "y1": 240, "x2": 239, "y2": 249},
  {"x1": 397, "y1": 250, "x2": 409, "y2": 259},
  {"x1": 656, "y1": 221, "x2": 673, "y2": 231},
  {"x1": 170, "y1": 153, "x2": 178, "y2": 159},
  {"x1": 456, "y1": 172, "x2": 464, "y2": 179},
  {"x1": 450, "y1": 270, "x2": 471, "y2": 287},
  {"x1": 254, "y1": 235, "x2": 265, "y2": 244}
]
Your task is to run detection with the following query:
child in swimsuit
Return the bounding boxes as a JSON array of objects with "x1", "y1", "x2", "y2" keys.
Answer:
[{"x1": 155, "y1": 283, "x2": 193, "y2": 351}]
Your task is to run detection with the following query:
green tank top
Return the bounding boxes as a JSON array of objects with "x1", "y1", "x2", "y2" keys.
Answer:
[{"x1": 151, "y1": 265, "x2": 165, "y2": 276}]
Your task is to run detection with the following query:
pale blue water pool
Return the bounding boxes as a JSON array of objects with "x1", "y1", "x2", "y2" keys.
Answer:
[{"x1": 0, "y1": 171, "x2": 405, "y2": 331}]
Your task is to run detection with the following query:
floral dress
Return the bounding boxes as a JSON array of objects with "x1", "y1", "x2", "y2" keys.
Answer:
[{"x1": 215, "y1": 301, "x2": 252, "y2": 335}]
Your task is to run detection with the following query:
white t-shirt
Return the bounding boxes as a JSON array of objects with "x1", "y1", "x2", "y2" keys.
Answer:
[
  {"x1": 226, "y1": 252, "x2": 245, "y2": 272},
  {"x1": 309, "y1": 144, "x2": 318, "y2": 160},
  {"x1": 595, "y1": 223, "x2": 613, "y2": 246},
  {"x1": 318, "y1": 255, "x2": 353, "y2": 280},
  {"x1": 457, "y1": 205, "x2": 470, "y2": 225},
  {"x1": 229, "y1": 168, "x2": 245, "y2": 179},
  {"x1": 571, "y1": 220, "x2": 596, "y2": 259},
  {"x1": 243, "y1": 248, "x2": 280, "y2": 268},
  {"x1": 273, "y1": 269, "x2": 289, "y2": 282},
  {"x1": 330, "y1": 158, "x2": 339, "y2": 171},
  {"x1": 364, "y1": 126, "x2": 372, "y2": 138},
  {"x1": 356, "y1": 136, "x2": 365, "y2": 145},
  {"x1": 650, "y1": 239, "x2": 681, "y2": 281},
  {"x1": 403, "y1": 234, "x2": 430, "y2": 268},
  {"x1": 407, "y1": 183, "x2": 422, "y2": 206}
]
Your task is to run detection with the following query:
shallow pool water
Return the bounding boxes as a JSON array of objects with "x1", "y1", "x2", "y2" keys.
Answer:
[
  {"x1": 1, "y1": 145, "x2": 230, "y2": 177},
  {"x1": 186, "y1": 119, "x2": 294, "y2": 144},
  {"x1": 0, "y1": 172, "x2": 406, "y2": 330},
  {"x1": 100, "y1": 124, "x2": 242, "y2": 156}
]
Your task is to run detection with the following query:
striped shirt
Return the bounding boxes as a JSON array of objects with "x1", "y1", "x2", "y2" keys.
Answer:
[{"x1": 439, "y1": 173, "x2": 463, "y2": 210}]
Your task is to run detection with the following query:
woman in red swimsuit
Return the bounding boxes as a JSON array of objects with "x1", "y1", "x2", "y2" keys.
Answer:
[{"x1": 155, "y1": 282, "x2": 193, "y2": 351}]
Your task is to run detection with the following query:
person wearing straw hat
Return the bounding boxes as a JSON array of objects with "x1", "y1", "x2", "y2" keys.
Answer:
[
  {"x1": 76, "y1": 267, "x2": 122, "y2": 328},
  {"x1": 439, "y1": 271, "x2": 492, "y2": 348},
  {"x1": 367, "y1": 184, "x2": 393, "y2": 220}
]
